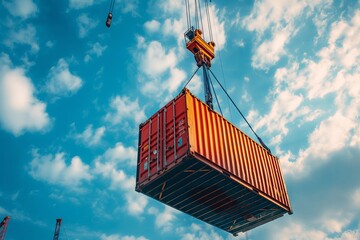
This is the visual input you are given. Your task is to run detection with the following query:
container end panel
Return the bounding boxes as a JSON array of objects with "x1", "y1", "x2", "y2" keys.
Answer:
[{"x1": 137, "y1": 92, "x2": 190, "y2": 186}]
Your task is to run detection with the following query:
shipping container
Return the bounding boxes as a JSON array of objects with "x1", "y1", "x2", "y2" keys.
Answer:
[{"x1": 136, "y1": 88, "x2": 292, "y2": 235}]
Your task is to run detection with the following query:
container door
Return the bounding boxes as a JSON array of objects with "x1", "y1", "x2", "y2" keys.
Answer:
[
  {"x1": 137, "y1": 111, "x2": 164, "y2": 184},
  {"x1": 163, "y1": 94, "x2": 189, "y2": 168},
  {"x1": 137, "y1": 92, "x2": 190, "y2": 185}
]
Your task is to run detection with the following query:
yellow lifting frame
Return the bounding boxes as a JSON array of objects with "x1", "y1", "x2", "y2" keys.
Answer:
[{"x1": 185, "y1": 28, "x2": 215, "y2": 67}]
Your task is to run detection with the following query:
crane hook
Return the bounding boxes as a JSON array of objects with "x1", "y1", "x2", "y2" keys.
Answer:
[{"x1": 106, "y1": 12, "x2": 113, "y2": 28}]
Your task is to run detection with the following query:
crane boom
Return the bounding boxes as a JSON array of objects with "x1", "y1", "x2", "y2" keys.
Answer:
[
  {"x1": 53, "y1": 219, "x2": 62, "y2": 240},
  {"x1": 0, "y1": 216, "x2": 10, "y2": 240}
]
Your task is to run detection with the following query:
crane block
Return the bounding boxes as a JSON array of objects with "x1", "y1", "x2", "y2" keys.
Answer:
[{"x1": 185, "y1": 28, "x2": 215, "y2": 67}]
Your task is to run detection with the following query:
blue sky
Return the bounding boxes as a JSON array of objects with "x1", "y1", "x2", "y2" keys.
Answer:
[{"x1": 1, "y1": 0, "x2": 360, "y2": 239}]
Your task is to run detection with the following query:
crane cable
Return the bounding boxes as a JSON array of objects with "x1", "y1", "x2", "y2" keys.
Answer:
[
  {"x1": 204, "y1": 0, "x2": 213, "y2": 42},
  {"x1": 208, "y1": 67, "x2": 272, "y2": 153},
  {"x1": 209, "y1": 71, "x2": 223, "y2": 116},
  {"x1": 182, "y1": 66, "x2": 271, "y2": 153},
  {"x1": 197, "y1": 0, "x2": 205, "y2": 36},
  {"x1": 194, "y1": 0, "x2": 199, "y2": 29},
  {"x1": 108, "y1": 0, "x2": 115, "y2": 13},
  {"x1": 184, "y1": 0, "x2": 191, "y2": 29}
]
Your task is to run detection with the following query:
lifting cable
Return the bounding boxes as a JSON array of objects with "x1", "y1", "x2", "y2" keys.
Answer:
[
  {"x1": 207, "y1": 67, "x2": 272, "y2": 153},
  {"x1": 208, "y1": 71, "x2": 223, "y2": 116},
  {"x1": 108, "y1": 0, "x2": 115, "y2": 13},
  {"x1": 182, "y1": 66, "x2": 271, "y2": 153},
  {"x1": 183, "y1": 66, "x2": 201, "y2": 88},
  {"x1": 183, "y1": 65, "x2": 223, "y2": 115},
  {"x1": 194, "y1": 0, "x2": 199, "y2": 29},
  {"x1": 204, "y1": 0, "x2": 213, "y2": 42},
  {"x1": 184, "y1": 0, "x2": 191, "y2": 29},
  {"x1": 197, "y1": 0, "x2": 205, "y2": 36},
  {"x1": 63, "y1": 224, "x2": 69, "y2": 240}
]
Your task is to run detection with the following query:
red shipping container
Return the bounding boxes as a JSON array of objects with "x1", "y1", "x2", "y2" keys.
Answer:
[{"x1": 136, "y1": 88, "x2": 292, "y2": 235}]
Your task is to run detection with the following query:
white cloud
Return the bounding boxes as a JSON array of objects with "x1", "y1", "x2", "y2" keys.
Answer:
[
  {"x1": 208, "y1": 5, "x2": 226, "y2": 51},
  {"x1": 0, "y1": 53, "x2": 50, "y2": 136},
  {"x1": 46, "y1": 58, "x2": 83, "y2": 97},
  {"x1": 49, "y1": 192, "x2": 80, "y2": 205},
  {"x1": 100, "y1": 234, "x2": 148, "y2": 240},
  {"x1": 102, "y1": 142, "x2": 137, "y2": 167},
  {"x1": 148, "y1": 206, "x2": 178, "y2": 232},
  {"x1": 124, "y1": 191, "x2": 148, "y2": 216},
  {"x1": 178, "y1": 223, "x2": 224, "y2": 240},
  {"x1": 329, "y1": 230, "x2": 360, "y2": 240},
  {"x1": 270, "y1": 222, "x2": 327, "y2": 240},
  {"x1": 187, "y1": 74, "x2": 202, "y2": 96},
  {"x1": 234, "y1": 39, "x2": 245, "y2": 48},
  {"x1": 252, "y1": 26, "x2": 294, "y2": 69},
  {"x1": 144, "y1": 20, "x2": 161, "y2": 33},
  {"x1": 93, "y1": 142, "x2": 148, "y2": 216},
  {"x1": 243, "y1": 0, "x2": 307, "y2": 34},
  {"x1": 11, "y1": 191, "x2": 20, "y2": 201},
  {"x1": 135, "y1": 38, "x2": 186, "y2": 100},
  {"x1": 157, "y1": 0, "x2": 183, "y2": 14},
  {"x1": 138, "y1": 40, "x2": 177, "y2": 77},
  {"x1": 77, "y1": 14, "x2": 98, "y2": 38},
  {"x1": 84, "y1": 42, "x2": 107, "y2": 62},
  {"x1": 3, "y1": 24, "x2": 39, "y2": 53},
  {"x1": 134, "y1": 1, "x2": 226, "y2": 101},
  {"x1": 74, "y1": 124, "x2": 106, "y2": 147},
  {"x1": 94, "y1": 160, "x2": 148, "y2": 215},
  {"x1": 243, "y1": 0, "x2": 328, "y2": 69},
  {"x1": 268, "y1": 10, "x2": 360, "y2": 177},
  {"x1": 353, "y1": 188, "x2": 360, "y2": 208},
  {"x1": 92, "y1": 142, "x2": 137, "y2": 190},
  {"x1": 69, "y1": 0, "x2": 94, "y2": 9},
  {"x1": 118, "y1": 0, "x2": 139, "y2": 14},
  {"x1": 29, "y1": 150, "x2": 92, "y2": 191},
  {"x1": 254, "y1": 90, "x2": 304, "y2": 146},
  {"x1": 3, "y1": 0, "x2": 38, "y2": 19},
  {"x1": 46, "y1": 40, "x2": 55, "y2": 48},
  {"x1": 105, "y1": 95, "x2": 146, "y2": 125},
  {"x1": 94, "y1": 160, "x2": 134, "y2": 191},
  {"x1": 0, "y1": 205, "x2": 46, "y2": 227}
]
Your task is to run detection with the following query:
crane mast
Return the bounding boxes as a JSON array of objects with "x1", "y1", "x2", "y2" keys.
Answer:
[
  {"x1": 184, "y1": 0, "x2": 215, "y2": 109},
  {"x1": 53, "y1": 218, "x2": 62, "y2": 240},
  {"x1": 0, "y1": 216, "x2": 10, "y2": 240}
]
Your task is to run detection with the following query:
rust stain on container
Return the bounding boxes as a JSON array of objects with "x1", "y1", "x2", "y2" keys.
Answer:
[{"x1": 136, "y1": 88, "x2": 292, "y2": 235}]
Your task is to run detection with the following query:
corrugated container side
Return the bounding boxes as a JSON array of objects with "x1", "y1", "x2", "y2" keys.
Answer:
[{"x1": 185, "y1": 90, "x2": 291, "y2": 212}]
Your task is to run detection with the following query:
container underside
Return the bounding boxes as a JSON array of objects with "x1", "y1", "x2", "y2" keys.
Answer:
[{"x1": 136, "y1": 155, "x2": 288, "y2": 235}]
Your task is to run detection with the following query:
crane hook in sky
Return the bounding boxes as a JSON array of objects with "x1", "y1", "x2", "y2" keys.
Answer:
[{"x1": 106, "y1": 0, "x2": 115, "y2": 28}]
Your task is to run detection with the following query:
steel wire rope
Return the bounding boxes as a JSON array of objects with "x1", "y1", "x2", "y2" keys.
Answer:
[
  {"x1": 207, "y1": 67, "x2": 272, "y2": 153},
  {"x1": 108, "y1": 0, "x2": 115, "y2": 13},
  {"x1": 185, "y1": 0, "x2": 191, "y2": 29},
  {"x1": 194, "y1": 0, "x2": 199, "y2": 29},
  {"x1": 183, "y1": 66, "x2": 201, "y2": 89},
  {"x1": 204, "y1": 0, "x2": 213, "y2": 42},
  {"x1": 217, "y1": 47, "x2": 234, "y2": 122},
  {"x1": 62, "y1": 224, "x2": 69, "y2": 240},
  {"x1": 197, "y1": 0, "x2": 205, "y2": 38},
  {"x1": 206, "y1": 0, "x2": 234, "y2": 122},
  {"x1": 208, "y1": 70, "x2": 223, "y2": 116}
]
